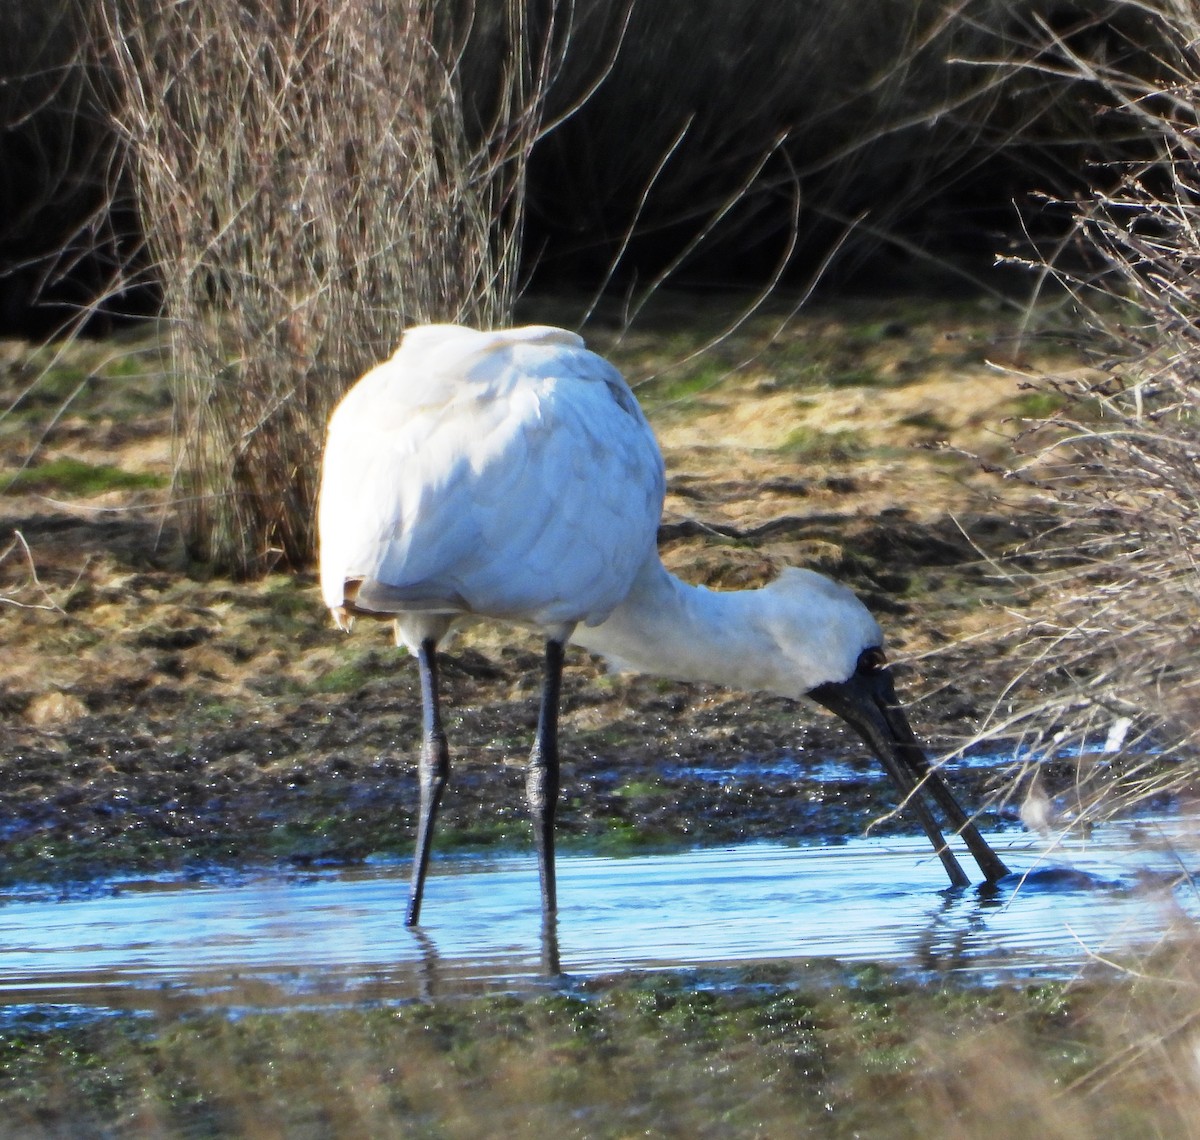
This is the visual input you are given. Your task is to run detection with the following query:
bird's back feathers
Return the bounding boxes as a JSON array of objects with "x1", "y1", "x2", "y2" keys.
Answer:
[{"x1": 318, "y1": 325, "x2": 666, "y2": 639}]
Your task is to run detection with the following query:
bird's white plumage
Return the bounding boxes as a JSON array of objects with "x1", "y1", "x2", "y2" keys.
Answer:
[
  {"x1": 317, "y1": 323, "x2": 1012, "y2": 917},
  {"x1": 319, "y1": 325, "x2": 665, "y2": 649},
  {"x1": 571, "y1": 561, "x2": 882, "y2": 698},
  {"x1": 319, "y1": 322, "x2": 886, "y2": 690}
]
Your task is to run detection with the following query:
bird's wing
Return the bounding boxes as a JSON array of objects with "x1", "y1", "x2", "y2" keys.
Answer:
[{"x1": 318, "y1": 326, "x2": 665, "y2": 629}]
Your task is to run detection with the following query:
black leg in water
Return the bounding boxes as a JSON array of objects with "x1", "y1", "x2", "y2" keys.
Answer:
[
  {"x1": 541, "y1": 912, "x2": 561, "y2": 976},
  {"x1": 407, "y1": 638, "x2": 450, "y2": 927},
  {"x1": 527, "y1": 638, "x2": 565, "y2": 920}
]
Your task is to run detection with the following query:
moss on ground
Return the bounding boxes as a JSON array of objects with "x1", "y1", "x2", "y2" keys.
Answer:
[{"x1": 0, "y1": 963, "x2": 1191, "y2": 1139}]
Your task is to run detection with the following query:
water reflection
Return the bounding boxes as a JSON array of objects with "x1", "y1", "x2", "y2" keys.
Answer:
[{"x1": 0, "y1": 817, "x2": 1195, "y2": 1012}]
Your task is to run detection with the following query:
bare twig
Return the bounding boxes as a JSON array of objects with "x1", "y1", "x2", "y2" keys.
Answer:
[{"x1": 0, "y1": 530, "x2": 66, "y2": 613}]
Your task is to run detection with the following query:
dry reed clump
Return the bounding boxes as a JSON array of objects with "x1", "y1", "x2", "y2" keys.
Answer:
[
  {"x1": 982, "y1": 4, "x2": 1200, "y2": 821},
  {"x1": 86, "y1": 0, "x2": 548, "y2": 576}
]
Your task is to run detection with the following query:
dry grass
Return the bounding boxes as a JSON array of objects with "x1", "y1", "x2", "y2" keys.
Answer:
[
  {"x1": 959, "y1": 3, "x2": 1200, "y2": 828},
  {"x1": 7, "y1": 949, "x2": 1200, "y2": 1137},
  {"x1": 86, "y1": 0, "x2": 550, "y2": 576},
  {"x1": 6, "y1": 0, "x2": 1176, "y2": 579}
]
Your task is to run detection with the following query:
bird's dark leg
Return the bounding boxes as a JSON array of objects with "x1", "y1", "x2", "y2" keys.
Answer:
[
  {"x1": 541, "y1": 911, "x2": 561, "y2": 976},
  {"x1": 407, "y1": 637, "x2": 450, "y2": 926},
  {"x1": 527, "y1": 638, "x2": 565, "y2": 921}
]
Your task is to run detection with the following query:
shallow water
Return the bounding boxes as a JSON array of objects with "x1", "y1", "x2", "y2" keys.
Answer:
[{"x1": 0, "y1": 813, "x2": 1196, "y2": 1014}]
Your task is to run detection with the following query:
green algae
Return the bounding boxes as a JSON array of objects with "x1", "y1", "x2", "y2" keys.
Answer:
[{"x1": 0, "y1": 966, "x2": 1149, "y2": 1140}]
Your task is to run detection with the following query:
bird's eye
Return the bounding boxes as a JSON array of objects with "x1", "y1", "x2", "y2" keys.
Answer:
[{"x1": 858, "y1": 647, "x2": 887, "y2": 674}]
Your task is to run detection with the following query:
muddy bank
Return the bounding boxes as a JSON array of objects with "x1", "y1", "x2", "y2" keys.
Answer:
[
  {"x1": 0, "y1": 298, "x2": 1095, "y2": 885},
  {"x1": 0, "y1": 499, "x2": 1026, "y2": 887}
]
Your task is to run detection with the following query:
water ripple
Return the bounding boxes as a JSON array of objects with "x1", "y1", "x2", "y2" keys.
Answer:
[{"x1": 0, "y1": 815, "x2": 1195, "y2": 1012}]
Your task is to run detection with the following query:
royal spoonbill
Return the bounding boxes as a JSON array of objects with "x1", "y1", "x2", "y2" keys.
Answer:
[{"x1": 318, "y1": 324, "x2": 1010, "y2": 925}]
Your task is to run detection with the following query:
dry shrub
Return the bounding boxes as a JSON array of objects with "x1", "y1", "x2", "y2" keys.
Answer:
[
  {"x1": 985, "y1": 3, "x2": 1200, "y2": 819},
  {"x1": 87, "y1": 0, "x2": 550, "y2": 576}
]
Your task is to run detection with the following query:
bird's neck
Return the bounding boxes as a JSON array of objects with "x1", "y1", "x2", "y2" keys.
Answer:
[{"x1": 571, "y1": 557, "x2": 795, "y2": 697}]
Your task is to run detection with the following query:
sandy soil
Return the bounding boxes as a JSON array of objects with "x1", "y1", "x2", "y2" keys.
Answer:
[{"x1": 0, "y1": 296, "x2": 1089, "y2": 883}]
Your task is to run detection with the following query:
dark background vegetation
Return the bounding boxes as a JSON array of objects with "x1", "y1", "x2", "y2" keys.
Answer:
[
  {"x1": 0, "y1": 0, "x2": 1169, "y2": 336},
  {"x1": 2, "y1": 0, "x2": 1198, "y2": 779}
]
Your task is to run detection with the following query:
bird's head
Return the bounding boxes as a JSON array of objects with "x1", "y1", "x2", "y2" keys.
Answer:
[
  {"x1": 761, "y1": 567, "x2": 930, "y2": 788},
  {"x1": 758, "y1": 567, "x2": 884, "y2": 695},
  {"x1": 759, "y1": 564, "x2": 1007, "y2": 886},
  {"x1": 806, "y1": 643, "x2": 926, "y2": 772}
]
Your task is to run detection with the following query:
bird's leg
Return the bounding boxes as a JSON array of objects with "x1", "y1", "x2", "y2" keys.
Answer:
[
  {"x1": 527, "y1": 638, "x2": 565, "y2": 919},
  {"x1": 407, "y1": 637, "x2": 450, "y2": 926},
  {"x1": 541, "y1": 910, "x2": 561, "y2": 977}
]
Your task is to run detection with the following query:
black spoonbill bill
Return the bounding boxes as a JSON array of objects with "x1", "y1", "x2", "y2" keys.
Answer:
[{"x1": 318, "y1": 324, "x2": 1010, "y2": 926}]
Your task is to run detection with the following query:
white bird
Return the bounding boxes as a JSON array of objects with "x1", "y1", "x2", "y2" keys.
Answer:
[{"x1": 318, "y1": 323, "x2": 1009, "y2": 926}]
